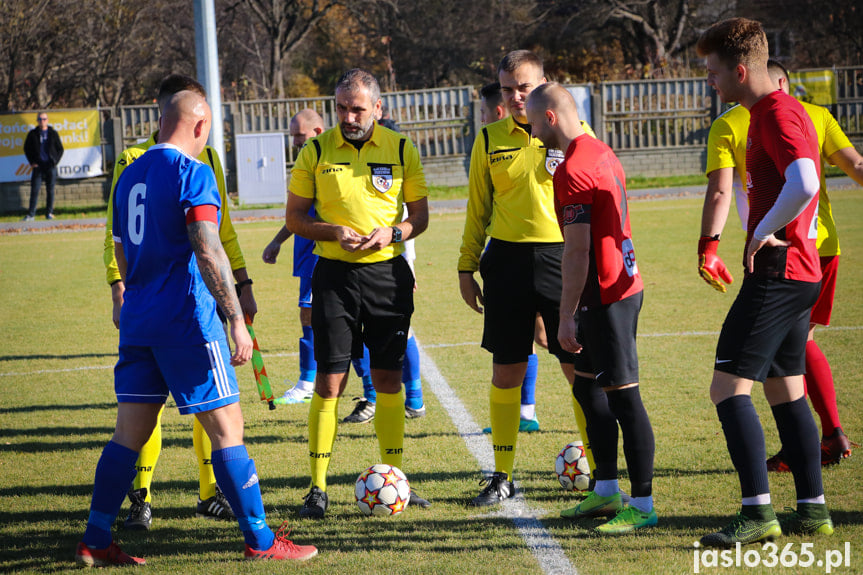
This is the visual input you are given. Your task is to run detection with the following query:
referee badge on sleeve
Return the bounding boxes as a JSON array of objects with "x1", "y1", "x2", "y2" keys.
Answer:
[
  {"x1": 371, "y1": 166, "x2": 394, "y2": 193},
  {"x1": 545, "y1": 148, "x2": 564, "y2": 176}
]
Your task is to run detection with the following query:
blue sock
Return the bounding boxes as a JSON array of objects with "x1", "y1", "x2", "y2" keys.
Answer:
[
  {"x1": 521, "y1": 354, "x2": 538, "y2": 406},
  {"x1": 403, "y1": 336, "x2": 423, "y2": 409},
  {"x1": 299, "y1": 325, "x2": 316, "y2": 382},
  {"x1": 211, "y1": 445, "x2": 274, "y2": 551},
  {"x1": 353, "y1": 346, "x2": 376, "y2": 403},
  {"x1": 82, "y1": 441, "x2": 139, "y2": 549}
]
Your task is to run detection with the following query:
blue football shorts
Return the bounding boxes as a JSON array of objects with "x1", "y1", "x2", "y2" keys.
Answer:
[
  {"x1": 298, "y1": 275, "x2": 313, "y2": 308},
  {"x1": 114, "y1": 339, "x2": 240, "y2": 415}
]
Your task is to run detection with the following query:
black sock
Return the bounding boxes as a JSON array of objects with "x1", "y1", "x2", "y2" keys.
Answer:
[
  {"x1": 716, "y1": 395, "x2": 770, "y2": 498},
  {"x1": 607, "y1": 386, "x2": 655, "y2": 497},
  {"x1": 572, "y1": 375, "x2": 618, "y2": 480},
  {"x1": 772, "y1": 397, "x2": 823, "y2": 500}
]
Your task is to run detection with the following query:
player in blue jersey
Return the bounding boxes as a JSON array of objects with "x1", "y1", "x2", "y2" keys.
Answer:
[
  {"x1": 264, "y1": 109, "x2": 326, "y2": 404},
  {"x1": 75, "y1": 91, "x2": 317, "y2": 567}
]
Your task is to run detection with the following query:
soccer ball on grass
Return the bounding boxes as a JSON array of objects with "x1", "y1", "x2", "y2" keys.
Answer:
[
  {"x1": 355, "y1": 463, "x2": 411, "y2": 516},
  {"x1": 555, "y1": 441, "x2": 591, "y2": 491}
]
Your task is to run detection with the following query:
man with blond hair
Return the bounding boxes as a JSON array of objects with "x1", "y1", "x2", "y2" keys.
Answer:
[{"x1": 696, "y1": 17, "x2": 832, "y2": 547}]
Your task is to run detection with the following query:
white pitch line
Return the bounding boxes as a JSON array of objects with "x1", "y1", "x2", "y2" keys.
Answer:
[
  {"x1": 2, "y1": 325, "x2": 859, "y2": 378},
  {"x1": 415, "y1": 334, "x2": 578, "y2": 575}
]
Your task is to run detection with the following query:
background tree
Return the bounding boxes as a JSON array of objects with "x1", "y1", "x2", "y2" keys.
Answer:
[
  {"x1": 0, "y1": 0, "x2": 859, "y2": 109},
  {"x1": 231, "y1": 0, "x2": 341, "y2": 98},
  {"x1": 0, "y1": 0, "x2": 59, "y2": 110},
  {"x1": 746, "y1": 0, "x2": 863, "y2": 68}
]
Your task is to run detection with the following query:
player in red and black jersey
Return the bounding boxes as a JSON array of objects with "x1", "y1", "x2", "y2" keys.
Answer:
[
  {"x1": 526, "y1": 83, "x2": 656, "y2": 534},
  {"x1": 696, "y1": 18, "x2": 832, "y2": 548}
]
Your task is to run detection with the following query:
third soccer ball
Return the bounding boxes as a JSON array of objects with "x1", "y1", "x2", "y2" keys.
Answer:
[
  {"x1": 355, "y1": 464, "x2": 411, "y2": 516},
  {"x1": 555, "y1": 441, "x2": 591, "y2": 491}
]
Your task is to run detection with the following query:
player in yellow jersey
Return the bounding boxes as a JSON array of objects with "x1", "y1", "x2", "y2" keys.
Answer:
[
  {"x1": 103, "y1": 75, "x2": 258, "y2": 529},
  {"x1": 699, "y1": 60, "x2": 863, "y2": 472},
  {"x1": 285, "y1": 69, "x2": 430, "y2": 519},
  {"x1": 458, "y1": 50, "x2": 596, "y2": 506}
]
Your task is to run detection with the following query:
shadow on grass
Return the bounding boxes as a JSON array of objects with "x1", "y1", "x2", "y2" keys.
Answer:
[
  {"x1": 0, "y1": 353, "x2": 116, "y2": 363},
  {"x1": 0, "y1": 513, "x2": 542, "y2": 572},
  {"x1": 3, "y1": 498, "x2": 860, "y2": 572},
  {"x1": 0, "y1": 402, "x2": 116, "y2": 415}
]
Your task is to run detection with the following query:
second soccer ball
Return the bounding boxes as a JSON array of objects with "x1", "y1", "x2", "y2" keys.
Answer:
[{"x1": 555, "y1": 441, "x2": 591, "y2": 491}]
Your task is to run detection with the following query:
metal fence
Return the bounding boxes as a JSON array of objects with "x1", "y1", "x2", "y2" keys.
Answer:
[
  {"x1": 834, "y1": 66, "x2": 863, "y2": 139},
  {"x1": 109, "y1": 68, "x2": 863, "y2": 169},
  {"x1": 234, "y1": 86, "x2": 474, "y2": 164},
  {"x1": 599, "y1": 78, "x2": 714, "y2": 150}
]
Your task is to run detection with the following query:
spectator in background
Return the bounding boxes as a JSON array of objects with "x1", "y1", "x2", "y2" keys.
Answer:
[
  {"x1": 378, "y1": 102, "x2": 399, "y2": 131},
  {"x1": 23, "y1": 112, "x2": 64, "y2": 221}
]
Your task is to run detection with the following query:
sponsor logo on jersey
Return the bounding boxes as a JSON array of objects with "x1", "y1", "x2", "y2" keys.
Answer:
[
  {"x1": 562, "y1": 203, "x2": 588, "y2": 225},
  {"x1": 622, "y1": 238, "x2": 638, "y2": 277},
  {"x1": 490, "y1": 153, "x2": 513, "y2": 165},
  {"x1": 371, "y1": 165, "x2": 393, "y2": 193},
  {"x1": 321, "y1": 166, "x2": 343, "y2": 175},
  {"x1": 546, "y1": 148, "x2": 564, "y2": 175}
]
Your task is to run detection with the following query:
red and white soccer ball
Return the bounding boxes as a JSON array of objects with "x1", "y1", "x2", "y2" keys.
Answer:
[
  {"x1": 555, "y1": 441, "x2": 591, "y2": 492},
  {"x1": 355, "y1": 464, "x2": 411, "y2": 516}
]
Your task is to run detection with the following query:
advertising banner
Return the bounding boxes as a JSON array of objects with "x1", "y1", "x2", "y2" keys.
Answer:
[{"x1": 0, "y1": 110, "x2": 103, "y2": 183}]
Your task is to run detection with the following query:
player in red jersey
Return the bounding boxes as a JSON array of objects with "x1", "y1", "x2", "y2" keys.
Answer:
[
  {"x1": 696, "y1": 18, "x2": 833, "y2": 547},
  {"x1": 526, "y1": 83, "x2": 656, "y2": 534}
]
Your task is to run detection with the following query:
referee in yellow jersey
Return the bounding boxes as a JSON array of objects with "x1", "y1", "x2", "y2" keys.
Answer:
[
  {"x1": 459, "y1": 50, "x2": 595, "y2": 506},
  {"x1": 286, "y1": 69, "x2": 430, "y2": 519}
]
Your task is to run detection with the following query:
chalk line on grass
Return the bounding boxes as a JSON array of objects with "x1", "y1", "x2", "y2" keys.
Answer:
[{"x1": 415, "y1": 334, "x2": 578, "y2": 575}]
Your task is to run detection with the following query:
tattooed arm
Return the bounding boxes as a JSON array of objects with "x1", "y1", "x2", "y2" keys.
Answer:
[{"x1": 187, "y1": 219, "x2": 253, "y2": 366}]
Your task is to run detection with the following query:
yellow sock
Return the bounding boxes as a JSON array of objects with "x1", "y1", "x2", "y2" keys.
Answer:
[
  {"x1": 571, "y1": 395, "x2": 596, "y2": 473},
  {"x1": 193, "y1": 416, "x2": 216, "y2": 500},
  {"x1": 374, "y1": 390, "x2": 405, "y2": 469},
  {"x1": 308, "y1": 393, "x2": 339, "y2": 491},
  {"x1": 133, "y1": 406, "x2": 163, "y2": 503},
  {"x1": 490, "y1": 385, "x2": 521, "y2": 481}
]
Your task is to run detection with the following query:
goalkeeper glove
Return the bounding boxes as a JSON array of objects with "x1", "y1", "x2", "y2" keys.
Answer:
[{"x1": 698, "y1": 235, "x2": 733, "y2": 292}]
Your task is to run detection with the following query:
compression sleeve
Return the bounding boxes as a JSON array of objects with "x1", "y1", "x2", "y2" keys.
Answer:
[{"x1": 752, "y1": 157, "x2": 819, "y2": 241}]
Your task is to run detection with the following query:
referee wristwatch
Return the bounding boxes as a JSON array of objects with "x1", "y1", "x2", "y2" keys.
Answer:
[{"x1": 390, "y1": 226, "x2": 403, "y2": 243}]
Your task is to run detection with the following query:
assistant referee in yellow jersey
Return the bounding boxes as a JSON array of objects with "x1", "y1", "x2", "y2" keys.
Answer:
[
  {"x1": 458, "y1": 50, "x2": 594, "y2": 506},
  {"x1": 286, "y1": 69, "x2": 430, "y2": 519}
]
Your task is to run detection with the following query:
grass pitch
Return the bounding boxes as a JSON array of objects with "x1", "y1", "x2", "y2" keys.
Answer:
[{"x1": 1, "y1": 190, "x2": 861, "y2": 574}]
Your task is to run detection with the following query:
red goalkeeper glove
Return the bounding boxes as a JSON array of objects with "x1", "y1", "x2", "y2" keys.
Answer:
[{"x1": 698, "y1": 235, "x2": 733, "y2": 293}]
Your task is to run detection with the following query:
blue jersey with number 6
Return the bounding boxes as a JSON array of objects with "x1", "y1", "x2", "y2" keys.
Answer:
[{"x1": 112, "y1": 143, "x2": 224, "y2": 346}]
